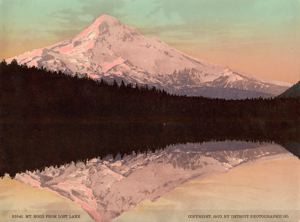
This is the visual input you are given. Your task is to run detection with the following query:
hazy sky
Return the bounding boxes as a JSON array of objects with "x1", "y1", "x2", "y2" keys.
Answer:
[{"x1": 0, "y1": 0, "x2": 299, "y2": 83}]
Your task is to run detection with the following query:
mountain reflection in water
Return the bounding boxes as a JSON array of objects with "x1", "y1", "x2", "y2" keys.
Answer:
[
  {"x1": 15, "y1": 141, "x2": 290, "y2": 222},
  {"x1": 0, "y1": 122, "x2": 299, "y2": 177}
]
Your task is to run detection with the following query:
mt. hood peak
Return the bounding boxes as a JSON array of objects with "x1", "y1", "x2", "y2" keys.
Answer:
[{"x1": 9, "y1": 14, "x2": 289, "y2": 99}]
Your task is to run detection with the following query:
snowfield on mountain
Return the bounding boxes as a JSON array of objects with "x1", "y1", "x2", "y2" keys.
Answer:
[{"x1": 9, "y1": 14, "x2": 290, "y2": 99}]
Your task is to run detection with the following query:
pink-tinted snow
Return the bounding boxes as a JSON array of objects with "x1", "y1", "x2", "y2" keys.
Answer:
[
  {"x1": 75, "y1": 14, "x2": 116, "y2": 41},
  {"x1": 59, "y1": 44, "x2": 74, "y2": 54},
  {"x1": 101, "y1": 57, "x2": 125, "y2": 73}
]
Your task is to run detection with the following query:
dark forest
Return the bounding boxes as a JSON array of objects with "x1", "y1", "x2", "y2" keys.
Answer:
[
  {"x1": 0, "y1": 60, "x2": 299, "y2": 176},
  {"x1": 1, "y1": 60, "x2": 299, "y2": 124}
]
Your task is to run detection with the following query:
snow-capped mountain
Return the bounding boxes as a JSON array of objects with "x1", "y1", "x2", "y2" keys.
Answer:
[{"x1": 9, "y1": 14, "x2": 290, "y2": 99}]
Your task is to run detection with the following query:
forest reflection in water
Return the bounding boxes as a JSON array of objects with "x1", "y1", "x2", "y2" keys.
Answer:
[{"x1": 0, "y1": 121, "x2": 299, "y2": 177}]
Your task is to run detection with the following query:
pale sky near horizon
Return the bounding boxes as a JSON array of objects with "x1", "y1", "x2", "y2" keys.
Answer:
[{"x1": 0, "y1": 0, "x2": 299, "y2": 83}]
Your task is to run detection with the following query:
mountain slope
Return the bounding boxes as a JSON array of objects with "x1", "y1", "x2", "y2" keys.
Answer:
[
  {"x1": 278, "y1": 81, "x2": 300, "y2": 98},
  {"x1": 8, "y1": 14, "x2": 289, "y2": 99}
]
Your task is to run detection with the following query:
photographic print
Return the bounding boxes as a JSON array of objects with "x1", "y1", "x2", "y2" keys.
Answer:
[{"x1": 0, "y1": 0, "x2": 299, "y2": 222}]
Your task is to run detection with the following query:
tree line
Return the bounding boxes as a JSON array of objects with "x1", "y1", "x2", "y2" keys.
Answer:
[
  {"x1": 1, "y1": 59, "x2": 299, "y2": 126},
  {"x1": 0, "y1": 60, "x2": 299, "y2": 176}
]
